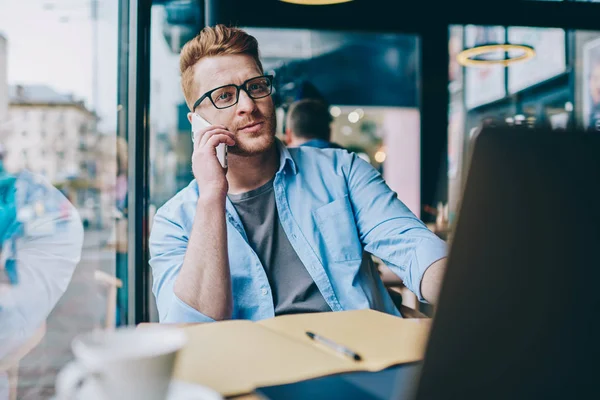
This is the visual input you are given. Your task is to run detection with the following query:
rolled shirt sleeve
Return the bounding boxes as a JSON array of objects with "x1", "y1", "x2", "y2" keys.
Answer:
[
  {"x1": 344, "y1": 152, "x2": 448, "y2": 302},
  {"x1": 148, "y1": 201, "x2": 215, "y2": 323}
]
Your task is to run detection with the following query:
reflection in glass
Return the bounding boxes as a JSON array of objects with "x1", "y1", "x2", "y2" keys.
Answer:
[
  {"x1": 0, "y1": 0, "x2": 122, "y2": 397},
  {"x1": 582, "y1": 36, "x2": 600, "y2": 130},
  {"x1": 1, "y1": 170, "x2": 83, "y2": 398},
  {"x1": 464, "y1": 25, "x2": 506, "y2": 109},
  {"x1": 507, "y1": 27, "x2": 566, "y2": 94}
]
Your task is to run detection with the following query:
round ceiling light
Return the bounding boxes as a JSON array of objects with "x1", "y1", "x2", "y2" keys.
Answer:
[
  {"x1": 280, "y1": 0, "x2": 353, "y2": 5},
  {"x1": 457, "y1": 43, "x2": 535, "y2": 67}
]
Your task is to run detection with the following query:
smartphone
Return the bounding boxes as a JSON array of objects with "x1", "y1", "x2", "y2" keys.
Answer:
[{"x1": 191, "y1": 113, "x2": 228, "y2": 168}]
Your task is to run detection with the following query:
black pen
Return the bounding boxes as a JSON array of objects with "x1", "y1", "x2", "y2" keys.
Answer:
[{"x1": 306, "y1": 331, "x2": 362, "y2": 362}]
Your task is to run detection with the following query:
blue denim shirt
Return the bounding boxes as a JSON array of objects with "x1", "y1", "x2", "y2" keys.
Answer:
[{"x1": 149, "y1": 141, "x2": 447, "y2": 323}]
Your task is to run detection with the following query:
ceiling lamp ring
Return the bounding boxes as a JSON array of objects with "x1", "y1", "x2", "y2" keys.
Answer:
[{"x1": 457, "y1": 43, "x2": 536, "y2": 67}]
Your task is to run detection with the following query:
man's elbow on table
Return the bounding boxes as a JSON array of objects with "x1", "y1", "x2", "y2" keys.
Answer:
[
  {"x1": 420, "y1": 258, "x2": 447, "y2": 305},
  {"x1": 160, "y1": 290, "x2": 221, "y2": 324},
  {"x1": 172, "y1": 278, "x2": 233, "y2": 322}
]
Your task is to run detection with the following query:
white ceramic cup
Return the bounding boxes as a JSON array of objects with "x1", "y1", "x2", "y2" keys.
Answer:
[{"x1": 55, "y1": 326, "x2": 187, "y2": 400}]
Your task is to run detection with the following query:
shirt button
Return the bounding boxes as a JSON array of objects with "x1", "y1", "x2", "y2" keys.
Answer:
[{"x1": 261, "y1": 288, "x2": 268, "y2": 295}]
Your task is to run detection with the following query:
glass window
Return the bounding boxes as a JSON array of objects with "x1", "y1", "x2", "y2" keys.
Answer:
[
  {"x1": 0, "y1": 0, "x2": 123, "y2": 397},
  {"x1": 447, "y1": 24, "x2": 600, "y2": 234},
  {"x1": 463, "y1": 25, "x2": 507, "y2": 109},
  {"x1": 148, "y1": 4, "x2": 425, "y2": 315}
]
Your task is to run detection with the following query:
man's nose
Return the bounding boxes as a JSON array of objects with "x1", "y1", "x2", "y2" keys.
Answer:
[{"x1": 236, "y1": 89, "x2": 257, "y2": 115}]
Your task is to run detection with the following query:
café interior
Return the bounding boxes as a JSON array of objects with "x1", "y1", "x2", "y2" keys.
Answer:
[{"x1": 0, "y1": 0, "x2": 598, "y2": 399}]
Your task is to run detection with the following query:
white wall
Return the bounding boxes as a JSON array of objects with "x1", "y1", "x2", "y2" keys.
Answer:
[{"x1": 381, "y1": 108, "x2": 421, "y2": 218}]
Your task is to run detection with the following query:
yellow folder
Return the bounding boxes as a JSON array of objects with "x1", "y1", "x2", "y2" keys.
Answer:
[{"x1": 172, "y1": 309, "x2": 431, "y2": 397}]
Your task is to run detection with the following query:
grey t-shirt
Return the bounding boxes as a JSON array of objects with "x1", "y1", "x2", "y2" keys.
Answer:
[{"x1": 228, "y1": 178, "x2": 331, "y2": 316}]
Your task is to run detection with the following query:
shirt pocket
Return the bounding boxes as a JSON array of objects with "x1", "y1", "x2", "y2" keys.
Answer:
[{"x1": 313, "y1": 195, "x2": 363, "y2": 263}]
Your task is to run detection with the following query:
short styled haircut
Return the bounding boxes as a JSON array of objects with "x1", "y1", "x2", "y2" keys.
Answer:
[
  {"x1": 179, "y1": 25, "x2": 263, "y2": 110},
  {"x1": 287, "y1": 99, "x2": 332, "y2": 141}
]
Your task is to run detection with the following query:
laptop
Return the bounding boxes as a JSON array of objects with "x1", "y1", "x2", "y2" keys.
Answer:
[{"x1": 257, "y1": 126, "x2": 600, "y2": 400}]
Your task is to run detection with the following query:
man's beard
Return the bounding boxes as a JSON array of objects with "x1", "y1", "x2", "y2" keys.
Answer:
[{"x1": 228, "y1": 111, "x2": 277, "y2": 156}]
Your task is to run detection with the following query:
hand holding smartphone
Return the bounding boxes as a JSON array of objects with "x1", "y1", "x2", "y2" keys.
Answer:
[{"x1": 191, "y1": 113, "x2": 228, "y2": 169}]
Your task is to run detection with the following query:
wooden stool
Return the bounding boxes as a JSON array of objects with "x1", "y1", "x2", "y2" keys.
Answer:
[{"x1": 94, "y1": 270, "x2": 123, "y2": 330}]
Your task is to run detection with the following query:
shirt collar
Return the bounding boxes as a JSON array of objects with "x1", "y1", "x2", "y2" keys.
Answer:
[{"x1": 276, "y1": 138, "x2": 298, "y2": 175}]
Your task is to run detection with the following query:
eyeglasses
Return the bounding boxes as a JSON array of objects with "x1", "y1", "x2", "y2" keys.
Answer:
[{"x1": 193, "y1": 75, "x2": 274, "y2": 111}]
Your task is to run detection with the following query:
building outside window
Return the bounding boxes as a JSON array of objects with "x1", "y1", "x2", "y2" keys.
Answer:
[{"x1": 0, "y1": 0, "x2": 122, "y2": 397}]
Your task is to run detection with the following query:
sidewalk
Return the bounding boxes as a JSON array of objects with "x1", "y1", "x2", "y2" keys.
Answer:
[{"x1": 15, "y1": 228, "x2": 117, "y2": 399}]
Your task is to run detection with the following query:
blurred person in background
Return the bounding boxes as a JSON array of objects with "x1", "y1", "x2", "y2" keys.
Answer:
[
  {"x1": 0, "y1": 145, "x2": 84, "y2": 399},
  {"x1": 284, "y1": 99, "x2": 344, "y2": 149}
]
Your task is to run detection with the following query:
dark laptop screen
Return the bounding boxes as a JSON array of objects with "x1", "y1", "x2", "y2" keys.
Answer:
[{"x1": 416, "y1": 127, "x2": 600, "y2": 400}]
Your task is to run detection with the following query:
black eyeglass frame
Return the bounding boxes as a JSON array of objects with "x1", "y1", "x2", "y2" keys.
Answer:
[{"x1": 192, "y1": 74, "x2": 274, "y2": 111}]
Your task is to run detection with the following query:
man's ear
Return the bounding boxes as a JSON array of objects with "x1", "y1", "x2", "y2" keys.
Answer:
[{"x1": 187, "y1": 112, "x2": 193, "y2": 124}]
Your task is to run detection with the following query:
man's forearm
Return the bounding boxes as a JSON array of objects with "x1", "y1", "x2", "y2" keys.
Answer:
[
  {"x1": 173, "y1": 194, "x2": 232, "y2": 320},
  {"x1": 420, "y1": 258, "x2": 447, "y2": 305}
]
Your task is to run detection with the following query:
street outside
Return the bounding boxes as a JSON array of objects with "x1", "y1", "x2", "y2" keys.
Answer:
[{"x1": 15, "y1": 227, "x2": 117, "y2": 399}]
